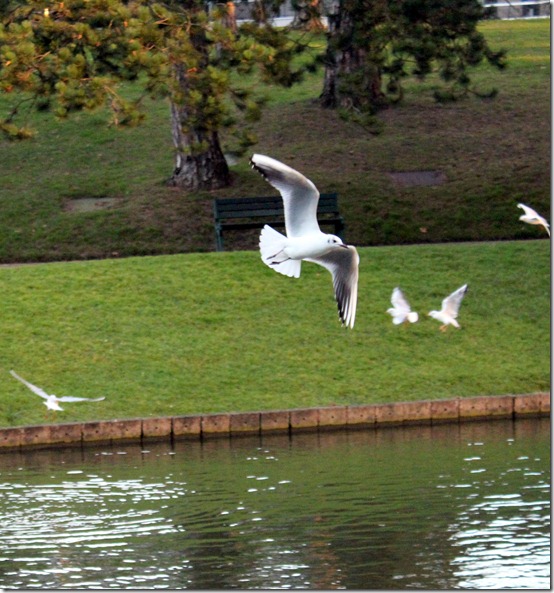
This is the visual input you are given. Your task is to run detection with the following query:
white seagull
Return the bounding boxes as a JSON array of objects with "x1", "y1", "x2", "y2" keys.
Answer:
[
  {"x1": 10, "y1": 370, "x2": 105, "y2": 412},
  {"x1": 517, "y1": 203, "x2": 550, "y2": 236},
  {"x1": 250, "y1": 154, "x2": 359, "y2": 328},
  {"x1": 428, "y1": 284, "x2": 468, "y2": 331},
  {"x1": 387, "y1": 287, "x2": 419, "y2": 325}
]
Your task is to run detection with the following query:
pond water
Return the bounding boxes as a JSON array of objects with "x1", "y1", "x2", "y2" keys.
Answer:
[{"x1": 0, "y1": 418, "x2": 550, "y2": 590}]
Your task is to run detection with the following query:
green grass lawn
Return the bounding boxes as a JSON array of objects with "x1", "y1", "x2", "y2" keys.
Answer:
[
  {"x1": 0, "y1": 19, "x2": 550, "y2": 261},
  {"x1": 0, "y1": 239, "x2": 549, "y2": 427},
  {"x1": 0, "y1": 18, "x2": 549, "y2": 428}
]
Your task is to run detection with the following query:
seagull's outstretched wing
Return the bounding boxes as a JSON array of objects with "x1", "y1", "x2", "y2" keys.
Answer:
[
  {"x1": 307, "y1": 246, "x2": 360, "y2": 328},
  {"x1": 250, "y1": 154, "x2": 321, "y2": 237},
  {"x1": 57, "y1": 396, "x2": 106, "y2": 403},
  {"x1": 10, "y1": 370, "x2": 49, "y2": 399},
  {"x1": 388, "y1": 287, "x2": 411, "y2": 324},
  {"x1": 441, "y1": 284, "x2": 468, "y2": 318},
  {"x1": 391, "y1": 287, "x2": 411, "y2": 314},
  {"x1": 517, "y1": 203, "x2": 537, "y2": 218}
]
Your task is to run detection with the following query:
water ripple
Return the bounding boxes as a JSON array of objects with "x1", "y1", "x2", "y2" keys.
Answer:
[{"x1": 0, "y1": 418, "x2": 549, "y2": 589}]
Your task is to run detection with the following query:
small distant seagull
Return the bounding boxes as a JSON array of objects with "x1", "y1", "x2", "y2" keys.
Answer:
[
  {"x1": 517, "y1": 203, "x2": 550, "y2": 236},
  {"x1": 250, "y1": 154, "x2": 359, "y2": 328},
  {"x1": 428, "y1": 284, "x2": 468, "y2": 331},
  {"x1": 387, "y1": 287, "x2": 419, "y2": 325},
  {"x1": 10, "y1": 370, "x2": 105, "y2": 411}
]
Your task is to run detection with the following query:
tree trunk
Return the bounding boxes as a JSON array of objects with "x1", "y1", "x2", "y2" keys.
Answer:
[
  {"x1": 222, "y1": 1, "x2": 237, "y2": 34},
  {"x1": 168, "y1": 108, "x2": 230, "y2": 191},
  {"x1": 320, "y1": 0, "x2": 386, "y2": 112},
  {"x1": 167, "y1": 68, "x2": 230, "y2": 192},
  {"x1": 251, "y1": 0, "x2": 269, "y2": 23},
  {"x1": 291, "y1": 0, "x2": 326, "y2": 31}
]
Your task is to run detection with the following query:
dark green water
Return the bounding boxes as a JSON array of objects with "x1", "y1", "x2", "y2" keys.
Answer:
[{"x1": 0, "y1": 417, "x2": 550, "y2": 589}]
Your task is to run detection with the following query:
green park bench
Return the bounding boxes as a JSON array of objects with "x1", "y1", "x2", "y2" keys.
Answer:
[{"x1": 213, "y1": 193, "x2": 345, "y2": 252}]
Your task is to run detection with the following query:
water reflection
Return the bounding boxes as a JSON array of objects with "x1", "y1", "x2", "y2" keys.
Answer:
[
  {"x1": 447, "y1": 423, "x2": 551, "y2": 589},
  {"x1": 0, "y1": 418, "x2": 549, "y2": 589}
]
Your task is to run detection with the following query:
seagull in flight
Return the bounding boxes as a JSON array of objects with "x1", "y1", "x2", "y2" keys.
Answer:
[
  {"x1": 387, "y1": 287, "x2": 419, "y2": 325},
  {"x1": 517, "y1": 203, "x2": 550, "y2": 236},
  {"x1": 10, "y1": 370, "x2": 105, "y2": 412},
  {"x1": 250, "y1": 154, "x2": 359, "y2": 328},
  {"x1": 428, "y1": 284, "x2": 468, "y2": 331}
]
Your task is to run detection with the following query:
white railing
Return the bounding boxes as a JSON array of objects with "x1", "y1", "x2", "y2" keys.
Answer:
[
  {"x1": 231, "y1": 0, "x2": 550, "y2": 23},
  {"x1": 483, "y1": 0, "x2": 550, "y2": 18},
  {"x1": 483, "y1": 0, "x2": 550, "y2": 6}
]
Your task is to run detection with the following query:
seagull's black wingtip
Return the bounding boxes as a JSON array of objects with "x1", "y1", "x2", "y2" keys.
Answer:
[{"x1": 249, "y1": 155, "x2": 269, "y2": 181}]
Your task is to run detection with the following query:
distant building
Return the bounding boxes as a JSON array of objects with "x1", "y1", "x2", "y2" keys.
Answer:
[
  {"x1": 221, "y1": 0, "x2": 550, "y2": 23},
  {"x1": 232, "y1": 0, "x2": 296, "y2": 23},
  {"x1": 482, "y1": 0, "x2": 550, "y2": 19}
]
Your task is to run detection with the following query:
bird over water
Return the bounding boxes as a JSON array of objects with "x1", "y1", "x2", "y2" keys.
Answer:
[{"x1": 250, "y1": 154, "x2": 359, "y2": 328}]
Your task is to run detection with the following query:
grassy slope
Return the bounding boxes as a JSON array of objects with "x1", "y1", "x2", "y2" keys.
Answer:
[
  {"x1": 0, "y1": 19, "x2": 550, "y2": 261},
  {"x1": 0, "y1": 239, "x2": 549, "y2": 427}
]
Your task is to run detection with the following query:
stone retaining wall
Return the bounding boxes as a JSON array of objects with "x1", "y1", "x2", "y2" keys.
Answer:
[{"x1": 0, "y1": 392, "x2": 549, "y2": 450}]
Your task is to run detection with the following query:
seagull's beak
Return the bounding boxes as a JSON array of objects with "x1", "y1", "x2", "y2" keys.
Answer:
[{"x1": 339, "y1": 243, "x2": 348, "y2": 249}]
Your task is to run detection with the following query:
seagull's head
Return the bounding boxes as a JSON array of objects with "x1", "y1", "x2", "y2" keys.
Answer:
[
  {"x1": 428, "y1": 310, "x2": 439, "y2": 320},
  {"x1": 407, "y1": 312, "x2": 419, "y2": 323},
  {"x1": 326, "y1": 234, "x2": 348, "y2": 248}
]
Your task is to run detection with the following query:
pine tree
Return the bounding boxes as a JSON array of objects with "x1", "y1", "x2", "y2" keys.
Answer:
[
  {"x1": 0, "y1": 0, "x2": 308, "y2": 190},
  {"x1": 319, "y1": 0, "x2": 506, "y2": 122}
]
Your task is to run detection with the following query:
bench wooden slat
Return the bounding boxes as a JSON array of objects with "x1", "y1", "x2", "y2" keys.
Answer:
[
  {"x1": 218, "y1": 208, "x2": 284, "y2": 219},
  {"x1": 213, "y1": 193, "x2": 344, "y2": 251},
  {"x1": 219, "y1": 217, "x2": 344, "y2": 230},
  {"x1": 216, "y1": 195, "x2": 339, "y2": 216}
]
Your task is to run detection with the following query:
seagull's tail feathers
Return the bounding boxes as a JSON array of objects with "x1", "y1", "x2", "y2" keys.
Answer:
[{"x1": 259, "y1": 225, "x2": 301, "y2": 278}]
